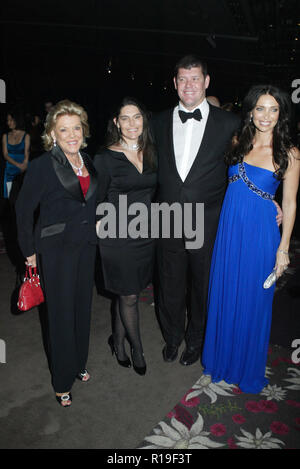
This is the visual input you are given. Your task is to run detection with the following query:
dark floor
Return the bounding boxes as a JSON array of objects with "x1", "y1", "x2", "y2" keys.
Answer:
[
  {"x1": 0, "y1": 223, "x2": 299, "y2": 449},
  {"x1": 0, "y1": 252, "x2": 204, "y2": 449},
  {"x1": 270, "y1": 238, "x2": 300, "y2": 348}
]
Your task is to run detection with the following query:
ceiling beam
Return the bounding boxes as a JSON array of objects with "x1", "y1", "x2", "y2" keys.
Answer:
[{"x1": 0, "y1": 20, "x2": 259, "y2": 42}]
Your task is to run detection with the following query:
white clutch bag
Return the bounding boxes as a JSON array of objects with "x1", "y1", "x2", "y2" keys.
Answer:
[{"x1": 263, "y1": 269, "x2": 277, "y2": 289}]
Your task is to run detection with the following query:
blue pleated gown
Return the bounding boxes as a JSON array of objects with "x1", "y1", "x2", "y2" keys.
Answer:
[{"x1": 202, "y1": 161, "x2": 281, "y2": 393}]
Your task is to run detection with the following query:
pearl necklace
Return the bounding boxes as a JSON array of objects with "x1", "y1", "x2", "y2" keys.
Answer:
[
  {"x1": 119, "y1": 139, "x2": 140, "y2": 151},
  {"x1": 68, "y1": 152, "x2": 84, "y2": 176}
]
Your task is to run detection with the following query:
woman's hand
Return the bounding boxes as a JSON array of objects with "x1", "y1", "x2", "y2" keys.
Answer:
[
  {"x1": 274, "y1": 249, "x2": 289, "y2": 278},
  {"x1": 96, "y1": 220, "x2": 101, "y2": 236},
  {"x1": 26, "y1": 254, "x2": 37, "y2": 268},
  {"x1": 18, "y1": 161, "x2": 28, "y2": 172}
]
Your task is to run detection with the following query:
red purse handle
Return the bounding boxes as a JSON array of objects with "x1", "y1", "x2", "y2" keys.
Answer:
[{"x1": 25, "y1": 266, "x2": 38, "y2": 280}]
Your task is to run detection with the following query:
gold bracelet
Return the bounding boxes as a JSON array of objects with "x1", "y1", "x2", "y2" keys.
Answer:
[{"x1": 278, "y1": 249, "x2": 289, "y2": 255}]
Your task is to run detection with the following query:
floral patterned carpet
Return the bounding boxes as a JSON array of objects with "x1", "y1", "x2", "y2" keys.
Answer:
[
  {"x1": 137, "y1": 239, "x2": 300, "y2": 450},
  {"x1": 137, "y1": 344, "x2": 300, "y2": 449}
]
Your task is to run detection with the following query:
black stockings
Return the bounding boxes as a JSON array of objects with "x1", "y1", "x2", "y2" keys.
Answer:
[{"x1": 112, "y1": 294, "x2": 145, "y2": 367}]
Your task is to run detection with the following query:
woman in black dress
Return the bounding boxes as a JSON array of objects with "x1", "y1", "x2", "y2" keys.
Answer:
[{"x1": 94, "y1": 97, "x2": 157, "y2": 375}]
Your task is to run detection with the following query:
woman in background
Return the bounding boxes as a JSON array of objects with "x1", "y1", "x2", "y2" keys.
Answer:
[
  {"x1": 2, "y1": 109, "x2": 30, "y2": 199},
  {"x1": 2, "y1": 109, "x2": 30, "y2": 277}
]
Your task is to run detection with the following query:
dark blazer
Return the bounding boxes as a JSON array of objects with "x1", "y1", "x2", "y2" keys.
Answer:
[
  {"x1": 151, "y1": 104, "x2": 240, "y2": 247},
  {"x1": 16, "y1": 145, "x2": 98, "y2": 257}
]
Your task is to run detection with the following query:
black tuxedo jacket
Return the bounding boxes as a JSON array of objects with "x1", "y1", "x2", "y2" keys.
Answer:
[
  {"x1": 151, "y1": 104, "x2": 240, "y2": 248},
  {"x1": 16, "y1": 145, "x2": 98, "y2": 257}
]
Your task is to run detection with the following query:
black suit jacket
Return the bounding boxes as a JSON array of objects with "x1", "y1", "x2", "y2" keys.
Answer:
[
  {"x1": 151, "y1": 104, "x2": 240, "y2": 249},
  {"x1": 16, "y1": 145, "x2": 98, "y2": 257}
]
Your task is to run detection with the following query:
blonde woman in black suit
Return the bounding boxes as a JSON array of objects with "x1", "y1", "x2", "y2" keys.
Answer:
[{"x1": 16, "y1": 100, "x2": 98, "y2": 407}]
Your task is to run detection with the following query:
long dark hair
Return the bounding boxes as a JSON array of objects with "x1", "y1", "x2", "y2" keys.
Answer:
[
  {"x1": 105, "y1": 96, "x2": 157, "y2": 170},
  {"x1": 225, "y1": 84, "x2": 293, "y2": 179},
  {"x1": 7, "y1": 107, "x2": 25, "y2": 131}
]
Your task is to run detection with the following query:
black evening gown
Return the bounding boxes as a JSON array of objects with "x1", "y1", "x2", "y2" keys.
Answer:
[{"x1": 94, "y1": 149, "x2": 157, "y2": 295}]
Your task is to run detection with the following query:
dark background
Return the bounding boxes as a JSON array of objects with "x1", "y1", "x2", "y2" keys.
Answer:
[{"x1": 0, "y1": 0, "x2": 299, "y2": 153}]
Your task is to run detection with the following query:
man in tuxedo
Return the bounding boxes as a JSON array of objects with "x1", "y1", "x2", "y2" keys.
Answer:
[{"x1": 151, "y1": 55, "x2": 240, "y2": 366}]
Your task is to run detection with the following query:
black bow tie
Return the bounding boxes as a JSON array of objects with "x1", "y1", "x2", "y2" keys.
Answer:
[{"x1": 178, "y1": 108, "x2": 202, "y2": 123}]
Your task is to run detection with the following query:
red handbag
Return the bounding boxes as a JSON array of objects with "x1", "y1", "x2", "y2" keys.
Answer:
[{"x1": 17, "y1": 266, "x2": 45, "y2": 311}]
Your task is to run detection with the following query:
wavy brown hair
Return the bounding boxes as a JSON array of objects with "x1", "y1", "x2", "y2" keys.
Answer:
[
  {"x1": 105, "y1": 96, "x2": 157, "y2": 170},
  {"x1": 225, "y1": 84, "x2": 293, "y2": 179}
]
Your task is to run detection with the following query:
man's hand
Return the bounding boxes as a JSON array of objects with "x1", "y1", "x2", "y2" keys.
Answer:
[{"x1": 273, "y1": 200, "x2": 283, "y2": 227}]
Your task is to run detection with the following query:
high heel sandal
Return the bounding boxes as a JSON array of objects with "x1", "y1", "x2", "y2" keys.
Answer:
[
  {"x1": 131, "y1": 349, "x2": 147, "y2": 376},
  {"x1": 55, "y1": 392, "x2": 72, "y2": 407},
  {"x1": 76, "y1": 369, "x2": 90, "y2": 382},
  {"x1": 108, "y1": 335, "x2": 131, "y2": 368}
]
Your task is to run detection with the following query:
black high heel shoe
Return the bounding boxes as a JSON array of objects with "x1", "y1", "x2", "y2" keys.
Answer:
[
  {"x1": 131, "y1": 349, "x2": 147, "y2": 376},
  {"x1": 108, "y1": 335, "x2": 131, "y2": 368}
]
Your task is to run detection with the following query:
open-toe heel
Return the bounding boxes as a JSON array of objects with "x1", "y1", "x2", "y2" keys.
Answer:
[
  {"x1": 55, "y1": 392, "x2": 72, "y2": 407},
  {"x1": 76, "y1": 369, "x2": 90, "y2": 382}
]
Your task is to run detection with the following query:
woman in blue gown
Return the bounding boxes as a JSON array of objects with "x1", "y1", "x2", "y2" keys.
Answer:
[{"x1": 202, "y1": 85, "x2": 300, "y2": 393}]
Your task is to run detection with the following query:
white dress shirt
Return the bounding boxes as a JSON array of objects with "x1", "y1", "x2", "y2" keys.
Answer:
[{"x1": 173, "y1": 99, "x2": 209, "y2": 181}]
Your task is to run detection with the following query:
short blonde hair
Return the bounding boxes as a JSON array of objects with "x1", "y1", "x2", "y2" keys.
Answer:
[{"x1": 42, "y1": 99, "x2": 90, "y2": 151}]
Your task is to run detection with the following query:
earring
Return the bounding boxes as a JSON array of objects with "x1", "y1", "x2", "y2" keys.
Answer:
[{"x1": 53, "y1": 138, "x2": 57, "y2": 147}]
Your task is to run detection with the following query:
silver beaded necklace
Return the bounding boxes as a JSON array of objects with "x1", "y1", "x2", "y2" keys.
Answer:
[
  {"x1": 119, "y1": 139, "x2": 140, "y2": 151},
  {"x1": 68, "y1": 152, "x2": 84, "y2": 176}
]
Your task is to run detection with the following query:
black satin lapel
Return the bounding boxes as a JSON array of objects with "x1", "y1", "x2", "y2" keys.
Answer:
[
  {"x1": 184, "y1": 108, "x2": 216, "y2": 183},
  {"x1": 82, "y1": 153, "x2": 98, "y2": 201},
  {"x1": 168, "y1": 109, "x2": 182, "y2": 181},
  {"x1": 168, "y1": 109, "x2": 175, "y2": 159},
  {"x1": 50, "y1": 145, "x2": 85, "y2": 202},
  {"x1": 196, "y1": 107, "x2": 216, "y2": 159}
]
